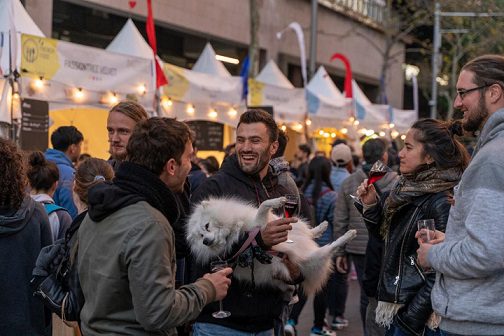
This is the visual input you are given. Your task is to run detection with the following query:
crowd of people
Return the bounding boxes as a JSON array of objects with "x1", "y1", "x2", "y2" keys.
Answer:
[{"x1": 1, "y1": 54, "x2": 503, "y2": 336}]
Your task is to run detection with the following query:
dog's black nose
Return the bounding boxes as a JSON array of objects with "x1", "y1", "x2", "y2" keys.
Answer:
[{"x1": 203, "y1": 238, "x2": 211, "y2": 246}]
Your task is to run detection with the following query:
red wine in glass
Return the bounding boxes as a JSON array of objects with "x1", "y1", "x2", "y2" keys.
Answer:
[
  {"x1": 284, "y1": 201, "x2": 299, "y2": 218},
  {"x1": 367, "y1": 171, "x2": 387, "y2": 185}
]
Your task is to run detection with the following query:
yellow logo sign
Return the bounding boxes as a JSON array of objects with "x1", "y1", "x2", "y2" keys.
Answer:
[
  {"x1": 162, "y1": 63, "x2": 190, "y2": 100},
  {"x1": 248, "y1": 79, "x2": 264, "y2": 105},
  {"x1": 21, "y1": 34, "x2": 60, "y2": 80}
]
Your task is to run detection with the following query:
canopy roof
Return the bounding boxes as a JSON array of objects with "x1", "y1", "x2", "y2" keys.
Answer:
[
  {"x1": 255, "y1": 60, "x2": 294, "y2": 88},
  {"x1": 106, "y1": 18, "x2": 152, "y2": 59},
  {"x1": 192, "y1": 42, "x2": 231, "y2": 77}
]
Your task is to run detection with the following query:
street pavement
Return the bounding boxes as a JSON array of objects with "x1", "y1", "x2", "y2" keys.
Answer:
[{"x1": 295, "y1": 277, "x2": 365, "y2": 336}]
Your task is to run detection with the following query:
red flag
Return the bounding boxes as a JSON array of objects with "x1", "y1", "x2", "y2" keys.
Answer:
[
  {"x1": 330, "y1": 53, "x2": 352, "y2": 98},
  {"x1": 146, "y1": 0, "x2": 168, "y2": 88}
]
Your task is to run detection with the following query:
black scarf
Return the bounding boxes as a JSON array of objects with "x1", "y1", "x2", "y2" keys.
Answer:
[{"x1": 88, "y1": 162, "x2": 181, "y2": 226}]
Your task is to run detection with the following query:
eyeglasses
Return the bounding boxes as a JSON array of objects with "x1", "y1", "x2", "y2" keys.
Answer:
[{"x1": 456, "y1": 84, "x2": 490, "y2": 99}]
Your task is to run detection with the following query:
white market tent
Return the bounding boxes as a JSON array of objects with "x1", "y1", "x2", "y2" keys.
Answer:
[
  {"x1": 161, "y1": 42, "x2": 244, "y2": 126},
  {"x1": 0, "y1": 0, "x2": 45, "y2": 123},
  {"x1": 106, "y1": 18, "x2": 153, "y2": 59},
  {"x1": 305, "y1": 66, "x2": 352, "y2": 130},
  {"x1": 192, "y1": 43, "x2": 231, "y2": 77},
  {"x1": 248, "y1": 59, "x2": 306, "y2": 125}
]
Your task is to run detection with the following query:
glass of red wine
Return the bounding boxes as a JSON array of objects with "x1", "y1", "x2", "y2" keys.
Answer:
[
  {"x1": 283, "y1": 194, "x2": 299, "y2": 243},
  {"x1": 367, "y1": 160, "x2": 391, "y2": 186},
  {"x1": 210, "y1": 260, "x2": 231, "y2": 319}
]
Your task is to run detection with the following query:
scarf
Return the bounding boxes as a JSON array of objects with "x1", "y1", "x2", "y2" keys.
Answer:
[{"x1": 380, "y1": 165, "x2": 462, "y2": 237}]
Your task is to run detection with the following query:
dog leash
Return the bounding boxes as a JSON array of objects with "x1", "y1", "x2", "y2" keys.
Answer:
[{"x1": 229, "y1": 226, "x2": 261, "y2": 260}]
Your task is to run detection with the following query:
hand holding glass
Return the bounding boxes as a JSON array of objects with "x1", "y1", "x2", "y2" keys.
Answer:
[
  {"x1": 210, "y1": 260, "x2": 231, "y2": 318},
  {"x1": 283, "y1": 194, "x2": 298, "y2": 243},
  {"x1": 417, "y1": 219, "x2": 436, "y2": 243}
]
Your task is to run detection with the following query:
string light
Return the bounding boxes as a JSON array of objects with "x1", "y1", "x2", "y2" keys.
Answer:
[
  {"x1": 318, "y1": 130, "x2": 324, "y2": 136},
  {"x1": 379, "y1": 131, "x2": 386, "y2": 137},
  {"x1": 341, "y1": 128, "x2": 348, "y2": 134},
  {"x1": 73, "y1": 88, "x2": 85, "y2": 102},
  {"x1": 400, "y1": 134, "x2": 406, "y2": 140},
  {"x1": 227, "y1": 107, "x2": 237, "y2": 118},
  {"x1": 31, "y1": 77, "x2": 44, "y2": 92},
  {"x1": 391, "y1": 130, "x2": 399, "y2": 139},
  {"x1": 161, "y1": 96, "x2": 173, "y2": 110},
  {"x1": 306, "y1": 119, "x2": 312, "y2": 126},
  {"x1": 353, "y1": 120, "x2": 360, "y2": 126},
  {"x1": 137, "y1": 83, "x2": 147, "y2": 95},
  {"x1": 389, "y1": 123, "x2": 395, "y2": 129},
  {"x1": 330, "y1": 132, "x2": 336, "y2": 138},
  {"x1": 208, "y1": 109, "x2": 218, "y2": 119},
  {"x1": 294, "y1": 123, "x2": 303, "y2": 131},
  {"x1": 109, "y1": 93, "x2": 119, "y2": 105},
  {"x1": 280, "y1": 125, "x2": 287, "y2": 132},
  {"x1": 186, "y1": 104, "x2": 195, "y2": 115}
]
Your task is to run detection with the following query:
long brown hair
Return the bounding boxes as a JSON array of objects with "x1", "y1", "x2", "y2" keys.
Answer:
[{"x1": 0, "y1": 139, "x2": 26, "y2": 209}]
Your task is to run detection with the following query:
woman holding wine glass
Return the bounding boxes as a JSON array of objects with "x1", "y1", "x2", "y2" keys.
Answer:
[{"x1": 356, "y1": 119, "x2": 469, "y2": 336}]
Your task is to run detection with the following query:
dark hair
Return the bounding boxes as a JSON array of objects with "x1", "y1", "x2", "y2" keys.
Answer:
[
  {"x1": 298, "y1": 144, "x2": 312, "y2": 156},
  {"x1": 273, "y1": 129, "x2": 288, "y2": 158},
  {"x1": 74, "y1": 158, "x2": 114, "y2": 205},
  {"x1": 200, "y1": 156, "x2": 220, "y2": 175},
  {"x1": 127, "y1": 117, "x2": 194, "y2": 175},
  {"x1": 109, "y1": 100, "x2": 148, "y2": 123},
  {"x1": 462, "y1": 55, "x2": 504, "y2": 88},
  {"x1": 332, "y1": 138, "x2": 347, "y2": 147},
  {"x1": 301, "y1": 156, "x2": 334, "y2": 210},
  {"x1": 362, "y1": 138, "x2": 387, "y2": 165},
  {"x1": 27, "y1": 151, "x2": 59, "y2": 192},
  {"x1": 237, "y1": 109, "x2": 279, "y2": 143},
  {"x1": 411, "y1": 118, "x2": 470, "y2": 170},
  {"x1": 0, "y1": 139, "x2": 26, "y2": 209},
  {"x1": 50, "y1": 126, "x2": 84, "y2": 151},
  {"x1": 223, "y1": 143, "x2": 236, "y2": 161},
  {"x1": 78, "y1": 153, "x2": 91, "y2": 162}
]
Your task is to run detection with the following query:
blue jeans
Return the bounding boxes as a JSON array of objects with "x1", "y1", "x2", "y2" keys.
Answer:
[
  {"x1": 193, "y1": 322, "x2": 274, "y2": 336},
  {"x1": 385, "y1": 323, "x2": 442, "y2": 336}
]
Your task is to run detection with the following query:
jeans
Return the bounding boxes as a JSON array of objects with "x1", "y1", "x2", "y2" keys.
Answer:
[
  {"x1": 385, "y1": 323, "x2": 442, "y2": 336},
  {"x1": 366, "y1": 297, "x2": 385, "y2": 336},
  {"x1": 193, "y1": 322, "x2": 274, "y2": 336}
]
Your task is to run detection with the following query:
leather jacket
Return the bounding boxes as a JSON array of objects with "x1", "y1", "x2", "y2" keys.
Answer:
[{"x1": 363, "y1": 191, "x2": 451, "y2": 336}]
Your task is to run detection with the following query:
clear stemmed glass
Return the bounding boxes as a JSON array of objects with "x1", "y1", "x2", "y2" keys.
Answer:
[
  {"x1": 283, "y1": 194, "x2": 299, "y2": 244},
  {"x1": 210, "y1": 260, "x2": 231, "y2": 319}
]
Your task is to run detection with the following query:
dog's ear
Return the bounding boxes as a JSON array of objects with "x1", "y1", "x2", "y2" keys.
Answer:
[{"x1": 201, "y1": 200, "x2": 210, "y2": 208}]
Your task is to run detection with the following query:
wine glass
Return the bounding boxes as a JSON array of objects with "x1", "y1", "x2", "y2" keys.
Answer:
[
  {"x1": 417, "y1": 219, "x2": 436, "y2": 243},
  {"x1": 210, "y1": 260, "x2": 231, "y2": 318},
  {"x1": 283, "y1": 194, "x2": 299, "y2": 244},
  {"x1": 350, "y1": 160, "x2": 392, "y2": 205},
  {"x1": 367, "y1": 160, "x2": 392, "y2": 186}
]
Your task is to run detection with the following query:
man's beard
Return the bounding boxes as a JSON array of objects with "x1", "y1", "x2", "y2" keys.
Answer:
[
  {"x1": 238, "y1": 147, "x2": 271, "y2": 176},
  {"x1": 463, "y1": 96, "x2": 489, "y2": 132}
]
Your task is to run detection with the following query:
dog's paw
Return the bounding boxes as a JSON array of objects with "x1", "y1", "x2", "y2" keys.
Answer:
[
  {"x1": 311, "y1": 221, "x2": 328, "y2": 238},
  {"x1": 331, "y1": 229, "x2": 357, "y2": 248},
  {"x1": 264, "y1": 196, "x2": 286, "y2": 209}
]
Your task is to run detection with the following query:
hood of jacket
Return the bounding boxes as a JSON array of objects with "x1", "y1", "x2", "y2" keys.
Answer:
[
  {"x1": 0, "y1": 195, "x2": 37, "y2": 237},
  {"x1": 473, "y1": 108, "x2": 504, "y2": 157},
  {"x1": 45, "y1": 148, "x2": 73, "y2": 167},
  {"x1": 220, "y1": 154, "x2": 278, "y2": 190},
  {"x1": 87, "y1": 161, "x2": 180, "y2": 225}
]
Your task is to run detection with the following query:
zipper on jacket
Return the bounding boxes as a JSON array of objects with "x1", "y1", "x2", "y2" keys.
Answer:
[
  {"x1": 35, "y1": 288, "x2": 60, "y2": 308},
  {"x1": 409, "y1": 255, "x2": 426, "y2": 281},
  {"x1": 395, "y1": 206, "x2": 422, "y2": 303}
]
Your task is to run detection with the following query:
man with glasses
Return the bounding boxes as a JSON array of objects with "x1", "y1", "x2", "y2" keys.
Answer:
[{"x1": 417, "y1": 55, "x2": 504, "y2": 335}]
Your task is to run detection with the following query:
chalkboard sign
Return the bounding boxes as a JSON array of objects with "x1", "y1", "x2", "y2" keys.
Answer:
[
  {"x1": 20, "y1": 98, "x2": 49, "y2": 151},
  {"x1": 186, "y1": 120, "x2": 224, "y2": 151}
]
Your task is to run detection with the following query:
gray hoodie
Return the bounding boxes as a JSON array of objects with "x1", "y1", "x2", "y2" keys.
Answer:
[{"x1": 429, "y1": 108, "x2": 504, "y2": 335}]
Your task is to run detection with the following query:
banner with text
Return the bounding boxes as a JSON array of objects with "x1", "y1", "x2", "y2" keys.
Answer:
[{"x1": 19, "y1": 34, "x2": 154, "y2": 106}]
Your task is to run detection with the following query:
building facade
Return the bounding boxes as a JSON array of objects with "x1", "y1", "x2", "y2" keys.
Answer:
[{"x1": 24, "y1": 0, "x2": 405, "y2": 108}]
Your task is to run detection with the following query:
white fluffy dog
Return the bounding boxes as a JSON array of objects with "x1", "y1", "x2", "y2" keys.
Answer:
[{"x1": 187, "y1": 196, "x2": 357, "y2": 295}]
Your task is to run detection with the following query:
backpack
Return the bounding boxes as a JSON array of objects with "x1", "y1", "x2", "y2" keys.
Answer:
[
  {"x1": 42, "y1": 203, "x2": 66, "y2": 241},
  {"x1": 31, "y1": 214, "x2": 85, "y2": 322}
]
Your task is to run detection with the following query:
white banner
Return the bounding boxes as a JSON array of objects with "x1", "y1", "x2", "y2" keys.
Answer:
[
  {"x1": 248, "y1": 79, "x2": 306, "y2": 123},
  {"x1": 19, "y1": 34, "x2": 154, "y2": 106},
  {"x1": 163, "y1": 63, "x2": 242, "y2": 105}
]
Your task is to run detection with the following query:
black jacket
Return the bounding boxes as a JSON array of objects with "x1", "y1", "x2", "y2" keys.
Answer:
[
  {"x1": 0, "y1": 196, "x2": 53, "y2": 335},
  {"x1": 363, "y1": 191, "x2": 451, "y2": 336},
  {"x1": 190, "y1": 154, "x2": 309, "y2": 332}
]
